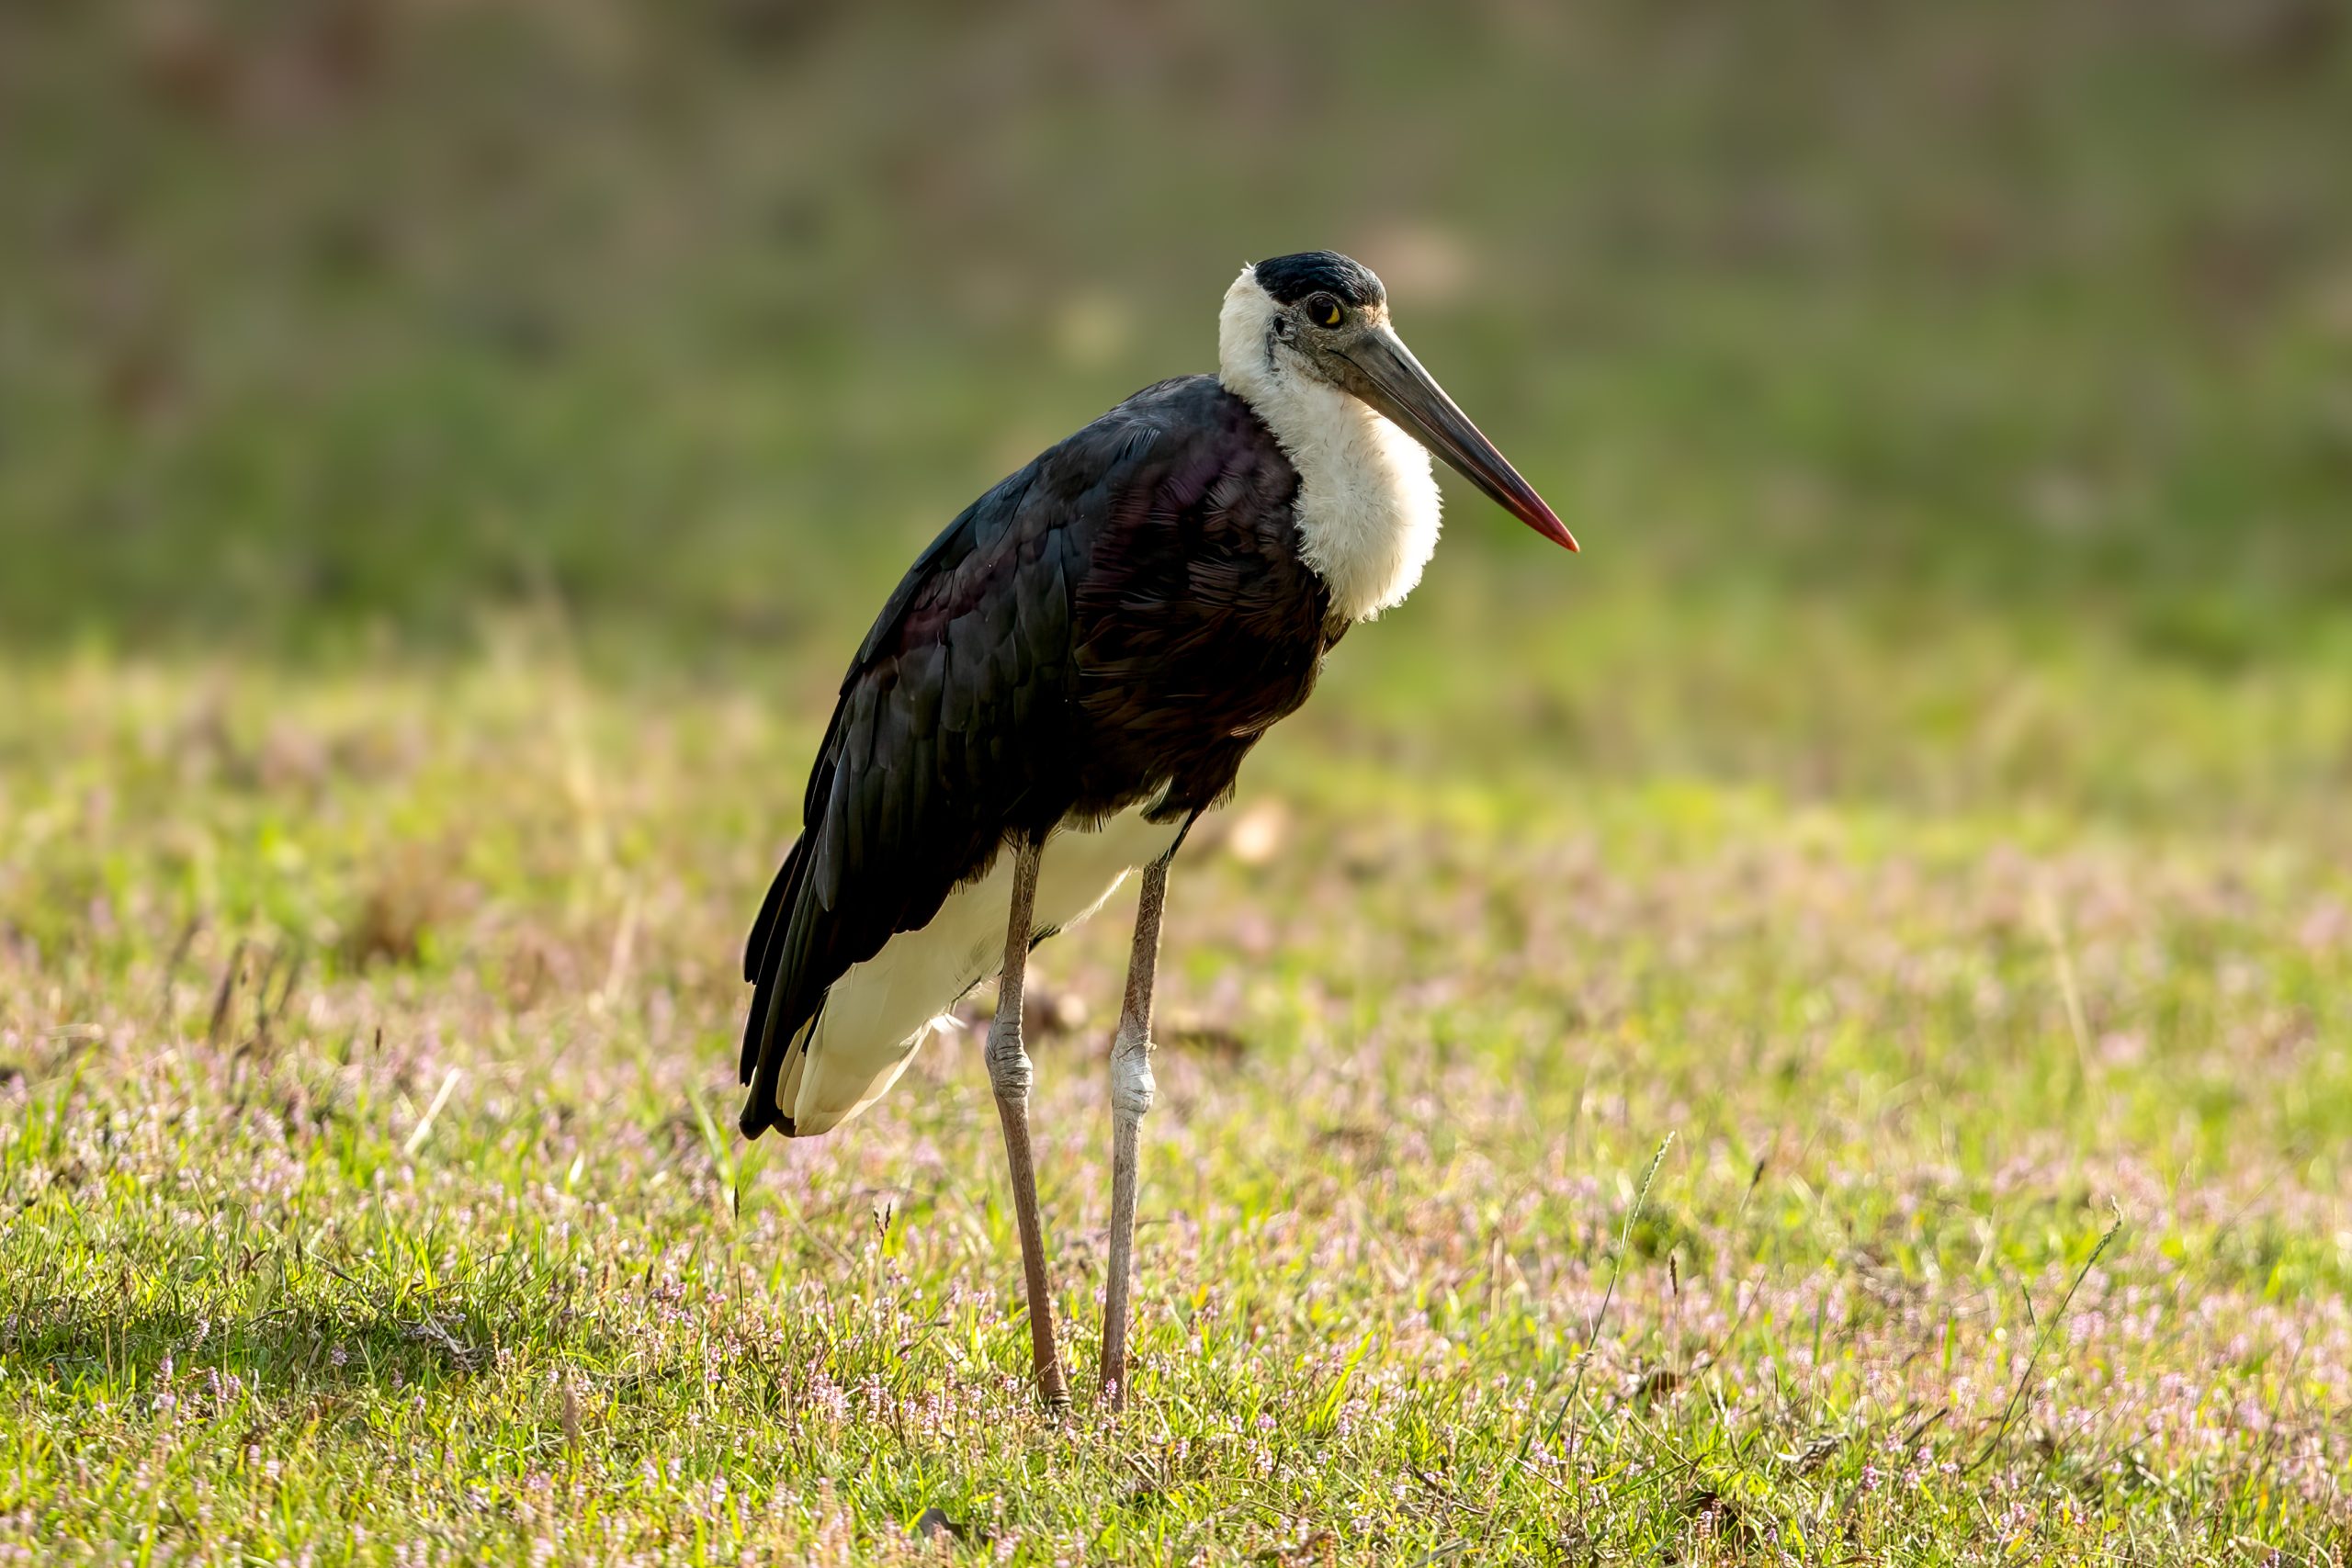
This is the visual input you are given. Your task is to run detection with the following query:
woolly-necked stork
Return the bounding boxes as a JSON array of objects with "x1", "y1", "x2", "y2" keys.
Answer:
[{"x1": 740, "y1": 250, "x2": 1574, "y2": 1407}]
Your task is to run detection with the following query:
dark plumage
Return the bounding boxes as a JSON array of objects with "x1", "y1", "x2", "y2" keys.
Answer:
[
  {"x1": 1250, "y1": 250, "x2": 1386, "y2": 309},
  {"x1": 739, "y1": 375, "x2": 1337, "y2": 1137}
]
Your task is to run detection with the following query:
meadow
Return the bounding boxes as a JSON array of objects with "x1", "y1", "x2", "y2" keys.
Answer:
[{"x1": 3, "y1": 4, "x2": 2350, "y2": 1562}]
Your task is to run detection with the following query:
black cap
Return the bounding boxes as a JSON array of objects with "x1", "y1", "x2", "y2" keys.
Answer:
[{"x1": 1250, "y1": 251, "x2": 1385, "y2": 309}]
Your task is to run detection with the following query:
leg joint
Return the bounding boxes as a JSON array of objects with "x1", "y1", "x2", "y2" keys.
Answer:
[
  {"x1": 1109, "y1": 1025, "x2": 1155, "y2": 1121},
  {"x1": 986, "y1": 1021, "x2": 1034, "y2": 1100}
]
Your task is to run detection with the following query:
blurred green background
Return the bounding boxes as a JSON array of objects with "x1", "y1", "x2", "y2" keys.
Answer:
[{"x1": 4, "y1": 0, "x2": 2349, "y2": 802}]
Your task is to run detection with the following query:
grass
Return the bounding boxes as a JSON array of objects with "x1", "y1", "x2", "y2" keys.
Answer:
[
  {"x1": 5, "y1": 3, "x2": 2352, "y2": 1561},
  {"x1": 3, "y1": 599, "x2": 2347, "y2": 1562}
]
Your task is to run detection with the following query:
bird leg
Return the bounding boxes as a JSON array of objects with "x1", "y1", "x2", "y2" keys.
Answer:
[
  {"x1": 1098, "y1": 854, "x2": 1170, "y2": 1408},
  {"x1": 986, "y1": 836, "x2": 1069, "y2": 1411}
]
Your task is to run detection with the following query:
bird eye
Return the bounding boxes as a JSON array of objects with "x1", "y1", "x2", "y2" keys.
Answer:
[{"x1": 1306, "y1": 294, "x2": 1343, "y2": 329}]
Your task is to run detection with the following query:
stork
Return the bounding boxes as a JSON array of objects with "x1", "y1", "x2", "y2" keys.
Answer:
[{"x1": 739, "y1": 251, "x2": 1575, "y2": 1408}]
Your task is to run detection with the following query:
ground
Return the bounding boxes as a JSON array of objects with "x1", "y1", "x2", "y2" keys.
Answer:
[
  {"x1": 5, "y1": 584, "x2": 2348, "y2": 1562},
  {"x1": 4, "y1": 4, "x2": 2350, "y2": 1562}
]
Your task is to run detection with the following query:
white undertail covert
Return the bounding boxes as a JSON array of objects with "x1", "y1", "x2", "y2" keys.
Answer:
[
  {"x1": 776, "y1": 808, "x2": 1182, "y2": 1135},
  {"x1": 1217, "y1": 266, "x2": 1443, "y2": 624}
]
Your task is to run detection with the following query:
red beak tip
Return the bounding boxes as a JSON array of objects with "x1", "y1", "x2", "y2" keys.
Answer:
[{"x1": 1533, "y1": 510, "x2": 1578, "y2": 552}]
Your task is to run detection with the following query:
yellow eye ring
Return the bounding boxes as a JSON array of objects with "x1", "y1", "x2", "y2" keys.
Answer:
[{"x1": 1307, "y1": 294, "x2": 1343, "y2": 329}]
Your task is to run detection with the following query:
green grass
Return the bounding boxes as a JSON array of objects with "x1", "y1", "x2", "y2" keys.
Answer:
[
  {"x1": 5, "y1": 3, "x2": 2352, "y2": 1561},
  {"x1": 4, "y1": 606, "x2": 2348, "y2": 1562}
]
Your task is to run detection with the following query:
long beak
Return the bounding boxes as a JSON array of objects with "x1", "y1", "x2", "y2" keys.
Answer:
[{"x1": 1340, "y1": 325, "x2": 1578, "y2": 552}]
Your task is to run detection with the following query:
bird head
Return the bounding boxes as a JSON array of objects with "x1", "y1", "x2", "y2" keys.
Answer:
[{"x1": 1223, "y1": 250, "x2": 1577, "y2": 553}]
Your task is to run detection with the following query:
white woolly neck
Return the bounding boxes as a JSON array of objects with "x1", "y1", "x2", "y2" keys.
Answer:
[{"x1": 1216, "y1": 267, "x2": 1442, "y2": 623}]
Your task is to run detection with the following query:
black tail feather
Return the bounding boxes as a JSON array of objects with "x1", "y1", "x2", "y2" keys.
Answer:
[{"x1": 740, "y1": 834, "x2": 809, "y2": 1138}]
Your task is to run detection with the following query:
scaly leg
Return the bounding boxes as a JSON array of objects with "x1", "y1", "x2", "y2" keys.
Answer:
[
  {"x1": 1099, "y1": 854, "x2": 1170, "y2": 1408},
  {"x1": 986, "y1": 836, "x2": 1069, "y2": 1410}
]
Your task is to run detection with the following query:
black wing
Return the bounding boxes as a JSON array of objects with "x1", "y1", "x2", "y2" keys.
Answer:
[{"x1": 738, "y1": 375, "x2": 1318, "y2": 1137}]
